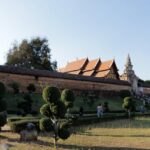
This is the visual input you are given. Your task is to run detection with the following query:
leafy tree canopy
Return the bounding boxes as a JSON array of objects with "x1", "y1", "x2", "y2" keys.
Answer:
[{"x1": 6, "y1": 37, "x2": 57, "y2": 70}]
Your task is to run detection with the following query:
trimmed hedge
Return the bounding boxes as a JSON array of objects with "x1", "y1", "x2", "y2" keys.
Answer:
[
  {"x1": 9, "y1": 112, "x2": 150, "y2": 133},
  {"x1": 9, "y1": 119, "x2": 39, "y2": 133},
  {"x1": 8, "y1": 116, "x2": 41, "y2": 124},
  {"x1": 9, "y1": 118, "x2": 68, "y2": 133},
  {"x1": 72, "y1": 113, "x2": 127, "y2": 126},
  {"x1": 71, "y1": 110, "x2": 125, "y2": 114}
]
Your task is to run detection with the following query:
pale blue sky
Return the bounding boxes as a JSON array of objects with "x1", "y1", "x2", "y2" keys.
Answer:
[{"x1": 0, "y1": 0, "x2": 150, "y2": 80}]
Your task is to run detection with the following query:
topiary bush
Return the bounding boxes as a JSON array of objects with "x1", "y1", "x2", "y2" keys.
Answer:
[
  {"x1": 61, "y1": 89, "x2": 75, "y2": 109},
  {"x1": 0, "y1": 82, "x2": 7, "y2": 131},
  {"x1": 42, "y1": 86, "x2": 60, "y2": 103},
  {"x1": 61, "y1": 89, "x2": 75, "y2": 118},
  {"x1": 58, "y1": 127, "x2": 70, "y2": 140},
  {"x1": 17, "y1": 94, "x2": 33, "y2": 115},
  {"x1": 40, "y1": 86, "x2": 75, "y2": 149},
  {"x1": 10, "y1": 119, "x2": 39, "y2": 133},
  {"x1": 39, "y1": 118, "x2": 53, "y2": 132},
  {"x1": 122, "y1": 97, "x2": 135, "y2": 118}
]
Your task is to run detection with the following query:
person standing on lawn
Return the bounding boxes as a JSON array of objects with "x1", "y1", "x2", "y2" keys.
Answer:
[{"x1": 97, "y1": 104, "x2": 103, "y2": 118}]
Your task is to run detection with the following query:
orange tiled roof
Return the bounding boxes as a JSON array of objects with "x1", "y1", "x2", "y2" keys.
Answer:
[
  {"x1": 82, "y1": 70, "x2": 95, "y2": 76},
  {"x1": 97, "y1": 60, "x2": 114, "y2": 71},
  {"x1": 59, "y1": 58, "x2": 88, "y2": 73},
  {"x1": 83, "y1": 58, "x2": 100, "y2": 71},
  {"x1": 95, "y1": 70, "x2": 110, "y2": 78},
  {"x1": 58, "y1": 58, "x2": 119, "y2": 79}
]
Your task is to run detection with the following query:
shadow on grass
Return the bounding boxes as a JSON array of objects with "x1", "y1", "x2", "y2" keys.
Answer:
[
  {"x1": 1, "y1": 136, "x2": 148, "y2": 150},
  {"x1": 0, "y1": 136, "x2": 53, "y2": 147},
  {"x1": 78, "y1": 133, "x2": 150, "y2": 138},
  {"x1": 0, "y1": 135, "x2": 8, "y2": 139},
  {"x1": 58, "y1": 144, "x2": 149, "y2": 150},
  {"x1": 18, "y1": 139, "x2": 149, "y2": 150}
]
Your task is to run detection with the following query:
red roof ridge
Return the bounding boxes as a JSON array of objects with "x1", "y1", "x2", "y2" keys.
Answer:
[
  {"x1": 59, "y1": 57, "x2": 88, "y2": 73},
  {"x1": 83, "y1": 58, "x2": 101, "y2": 72},
  {"x1": 96, "y1": 59, "x2": 114, "y2": 72}
]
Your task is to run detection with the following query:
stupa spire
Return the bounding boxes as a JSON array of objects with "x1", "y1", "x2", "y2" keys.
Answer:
[{"x1": 125, "y1": 54, "x2": 133, "y2": 68}]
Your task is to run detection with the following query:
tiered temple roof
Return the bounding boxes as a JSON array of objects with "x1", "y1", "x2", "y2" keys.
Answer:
[{"x1": 59, "y1": 58, "x2": 120, "y2": 80}]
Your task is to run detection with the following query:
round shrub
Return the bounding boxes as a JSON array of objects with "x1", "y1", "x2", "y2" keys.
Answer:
[
  {"x1": 42, "y1": 86, "x2": 60, "y2": 103},
  {"x1": 58, "y1": 127, "x2": 70, "y2": 140},
  {"x1": 18, "y1": 94, "x2": 33, "y2": 115},
  {"x1": 122, "y1": 97, "x2": 135, "y2": 111},
  {"x1": 40, "y1": 118, "x2": 53, "y2": 132},
  {"x1": 40, "y1": 104, "x2": 52, "y2": 117},
  {"x1": 50, "y1": 101, "x2": 66, "y2": 118},
  {"x1": 59, "y1": 121, "x2": 71, "y2": 129},
  {"x1": 61, "y1": 89, "x2": 75, "y2": 108},
  {"x1": 0, "y1": 82, "x2": 5, "y2": 99}
]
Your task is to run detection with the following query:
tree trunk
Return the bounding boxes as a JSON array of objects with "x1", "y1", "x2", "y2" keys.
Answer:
[
  {"x1": 52, "y1": 118, "x2": 59, "y2": 150},
  {"x1": 128, "y1": 109, "x2": 131, "y2": 118},
  {"x1": 54, "y1": 138, "x2": 57, "y2": 150},
  {"x1": 67, "y1": 108, "x2": 70, "y2": 120}
]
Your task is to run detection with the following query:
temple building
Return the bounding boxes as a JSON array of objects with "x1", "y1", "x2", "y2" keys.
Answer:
[
  {"x1": 59, "y1": 58, "x2": 120, "y2": 80},
  {"x1": 120, "y1": 54, "x2": 143, "y2": 95}
]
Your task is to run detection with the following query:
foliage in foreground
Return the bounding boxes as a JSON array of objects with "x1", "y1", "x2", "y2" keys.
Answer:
[{"x1": 40, "y1": 86, "x2": 75, "y2": 149}]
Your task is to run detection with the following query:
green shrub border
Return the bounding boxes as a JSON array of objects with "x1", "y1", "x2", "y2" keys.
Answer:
[
  {"x1": 9, "y1": 113, "x2": 150, "y2": 133},
  {"x1": 9, "y1": 119, "x2": 39, "y2": 133}
]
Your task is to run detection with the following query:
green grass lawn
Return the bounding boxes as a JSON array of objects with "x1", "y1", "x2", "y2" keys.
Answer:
[
  {"x1": 73, "y1": 97, "x2": 125, "y2": 112},
  {"x1": 1, "y1": 117, "x2": 150, "y2": 150},
  {"x1": 4, "y1": 92, "x2": 143, "y2": 114}
]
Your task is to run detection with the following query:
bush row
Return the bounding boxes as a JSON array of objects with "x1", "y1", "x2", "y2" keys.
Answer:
[
  {"x1": 8, "y1": 116, "x2": 41, "y2": 124},
  {"x1": 9, "y1": 119, "x2": 39, "y2": 133},
  {"x1": 9, "y1": 114, "x2": 126, "y2": 132},
  {"x1": 9, "y1": 112, "x2": 150, "y2": 133}
]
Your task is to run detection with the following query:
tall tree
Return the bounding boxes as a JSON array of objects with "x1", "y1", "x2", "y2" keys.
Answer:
[{"x1": 6, "y1": 37, "x2": 57, "y2": 70}]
